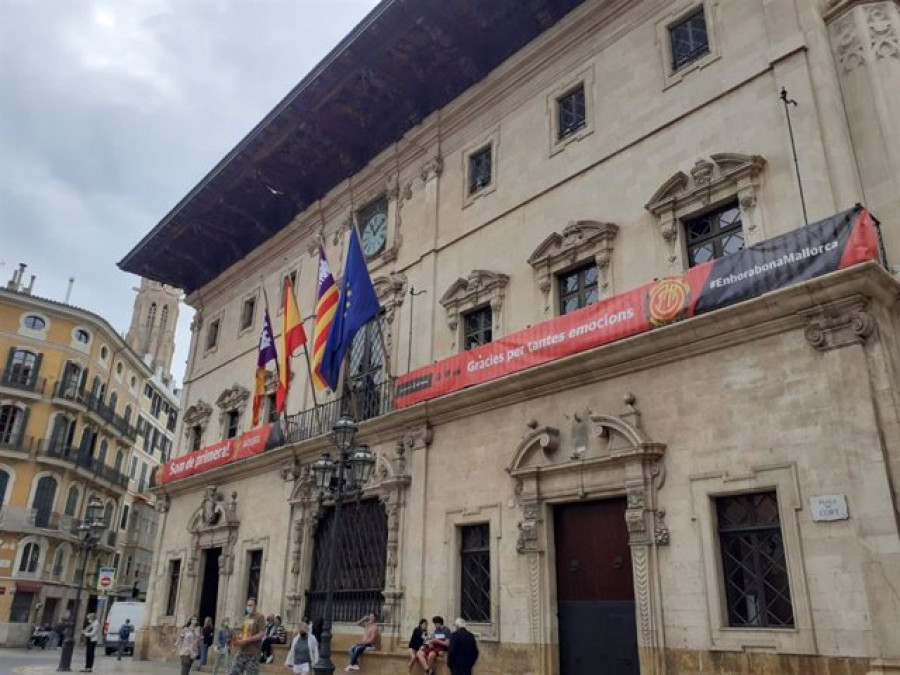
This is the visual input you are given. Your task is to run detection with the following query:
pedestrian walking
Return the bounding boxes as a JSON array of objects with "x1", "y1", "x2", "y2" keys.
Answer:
[
  {"x1": 447, "y1": 618, "x2": 479, "y2": 675},
  {"x1": 200, "y1": 617, "x2": 214, "y2": 669},
  {"x1": 176, "y1": 617, "x2": 202, "y2": 675},
  {"x1": 211, "y1": 618, "x2": 233, "y2": 675},
  {"x1": 228, "y1": 597, "x2": 266, "y2": 675},
  {"x1": 117, "y1": 618, "x2": 135, "y2": 660}
]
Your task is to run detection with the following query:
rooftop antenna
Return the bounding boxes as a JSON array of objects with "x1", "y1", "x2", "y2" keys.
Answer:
[{"x1": 65, "y1": 277, "x2": 75, "y2": 303}]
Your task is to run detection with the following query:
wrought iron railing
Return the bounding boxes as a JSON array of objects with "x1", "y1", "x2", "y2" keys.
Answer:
[
  {"x1": 282, "y1": 379, "x2": 395, "y2": 448},
  {"x1": 304, "y1": 589, "x2": 385, "y2": 625},
  {"x1": 85, "y1": 395, "x2": 138, "y2": 440},
  {"x1": 41, "y1": 442, "x2": 130, "y2": 490},
  {"x1": 52, "y1": 381, "x2": 87, "y2": 406},
  {"x1": 0, "y1": 505, "x2": 82, "y2": 536},
  {"x1": 0, "y1": 369, "x2": 46, "y2": 395},
  {"x1": 0, "y1": 433, "x2": 34, "y2": 454}
]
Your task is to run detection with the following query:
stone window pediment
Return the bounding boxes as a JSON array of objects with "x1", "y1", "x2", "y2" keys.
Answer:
[
  {"x1": 215, "y1": 384, "x2": 250, "y2": 412},
  {"x1": 440, "y1": 270, "x2": 509, "y2": 350},
  {"x1": 645, "y1": 153, "x2": 765, "y2": 270},
  {"x1": 527, "y1": 220, "x2": 619, "y2": 312},
  {"x1": 183, "y1": 400, "x2": 212, "y2": 429}
]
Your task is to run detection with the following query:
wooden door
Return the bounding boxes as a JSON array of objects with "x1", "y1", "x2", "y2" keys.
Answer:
[{"x1": 554, "y1": 498, "x2": 639, "y2": 674}]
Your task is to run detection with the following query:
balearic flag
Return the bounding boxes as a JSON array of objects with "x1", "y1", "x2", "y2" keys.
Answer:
[
  {"x1": 252, "y1": 311, "x2": 278, "y2": 426},
  {"x1": 312, "y1": 248, "x2": 338, "y2": 390},
  {"x1": 320, "y1": 228, "x2": 381, "y2": 391},
  {"x1": 277, "y1": 276, "x2": 308, "y2": 413}
]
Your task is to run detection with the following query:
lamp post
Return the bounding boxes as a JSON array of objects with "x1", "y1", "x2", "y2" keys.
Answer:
[
  {"x1": 311, "y1": 415, "x2": 376, "y2": 675},
  {"x1": 58, "y1": 497, "x2": 106, "y2": 672}
]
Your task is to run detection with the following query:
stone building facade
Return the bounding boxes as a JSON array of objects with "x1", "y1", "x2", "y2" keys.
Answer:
[{"x1": 122, "y1": 0, "x2": 900, "y2": 672}]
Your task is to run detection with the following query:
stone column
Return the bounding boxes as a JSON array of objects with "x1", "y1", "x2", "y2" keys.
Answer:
[{"x1": 826, "y1": 0, "x2": 900, "y2": 265}]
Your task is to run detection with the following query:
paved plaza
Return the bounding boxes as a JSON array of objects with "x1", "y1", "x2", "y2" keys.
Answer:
[{"x1": 0, "y1": 648, "x2": 172, "y2": 675}]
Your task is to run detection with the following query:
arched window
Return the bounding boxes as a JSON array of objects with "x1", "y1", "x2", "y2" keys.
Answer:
[
  {"x1": 52, "y1": 546, "x2": 67, "y2": 579},
  {"x1": 108, "y1": 392, "x2": 118, "y2": 414},
  {"x1": 0, "y1": 469, "x2": 11, "y2": 506},
  {"x1": 114, "y1": 449, "x2": 124, "y2": 473},
  {"x1": 7, "y1": 349, "x2": 39, "y2": 386},
  {"x1": 59, "y1": 361, "x2": 84, "y2": 398},
  {"x1": 64, "y1": 485, "x2": 79, "y2": 516},
  {"x1": 32, "y1": 476, "x2": 58, "y2": 528},
  {"x1": 146, "y1": 303, "x2": 157, "y2": 328},
  {"x1": 98, "y1": 440, "x2": 108, "y2": 466},
  {"x1": 23, "y1": 315, "x2": 46, "y2": 330},
  {"x1": 160, "y1": 305, "x2": 169, "y2": 333},
  {"x1": 0, "y1": 405, "x2": 25, "y2": 445},
  {"x1": 18, "y1": 541, "x2": 41, "y2": 573},
  {"x1": 49, "y1": 415, "x2": 76, "y2": 454}
]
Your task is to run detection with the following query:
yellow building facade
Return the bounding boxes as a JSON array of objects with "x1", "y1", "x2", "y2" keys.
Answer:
[{"x1": 0, "y1": 269, "x2": 158, "y2": 645}]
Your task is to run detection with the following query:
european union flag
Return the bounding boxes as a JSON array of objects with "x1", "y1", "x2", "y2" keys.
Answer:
[{"x1": 320, "y1": 227, "x2": 381, "y2": 390}]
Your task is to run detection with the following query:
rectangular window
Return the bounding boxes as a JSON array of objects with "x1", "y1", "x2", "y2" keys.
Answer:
[
  {"x1": 119, "y1": 504, "x2": 130, "y2": 531},
  {"x1": 167, "y1": 411, "x2": 178, "y2": 432},
  {"x1": 716, "y1": 491, "x2": 794, "y2": 628},
  {"x1": 462, "y1": 306, "x2": 493, "y2": 351},
  {"x1": 190, "y1": 425, "x2": 203, "y2": 452},
  {"x1": 557, "y1": 85, "x2": 586, "y2": 140},
  {"x1": 460, "y1": 524, "x2": 491, "y2": 622},
  {"x1": 240, "y1": 297, "x2": 257, "y2": 331},
  {"x1": 279, "y1": 272, "x2": 298, "y2": 306},
  {"x1": 130, "y1": 457, "x2": 137, "y2": 479},
  {"x1": 557, "y1": 263, "x2": 599, "y2": 315},
  {"x1": 9, "y1": 591, "x2": 34, "y2": 623},
  {"x1": 468, "y1": 145, "x2": 492, "y2": 195},
  {"x1": 205, "y1": 320, "x2": 220, "y2": 351},
  {"x1": 165, "y1": 559, "x2": 181, "y2": 616},
  {"x1": 246, "y1": 550, "x2": 263, "y2": 602},
  {"x1": 226, "y1": 411, "x2": 240, "y2": 439},
  {"x1": 266, "y1": 393, "x2": 278, "y2": 424},
  {"x1": 144, "y1": 384, "x2": 153, "y2": 398},
  {"x1": 684, "y1": 201, "x2": 744, "y2": 267},
  {"x1": 670, "y1": 8, "x2": 709, "y2": 71}
]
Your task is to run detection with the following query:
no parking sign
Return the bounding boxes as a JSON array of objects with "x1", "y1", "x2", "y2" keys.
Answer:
[{"x1": 97, "y1": 567, "x2": 116, "y2": 592}]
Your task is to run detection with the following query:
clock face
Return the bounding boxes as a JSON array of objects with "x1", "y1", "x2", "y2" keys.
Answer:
[{"x1": 361, "y1": 212, "x2": 388, "y2": 257}]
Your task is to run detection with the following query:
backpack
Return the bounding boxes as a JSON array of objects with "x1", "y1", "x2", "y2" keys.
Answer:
[{"x1": 119, "y1": 624, "x2": 131, "y2": 640}]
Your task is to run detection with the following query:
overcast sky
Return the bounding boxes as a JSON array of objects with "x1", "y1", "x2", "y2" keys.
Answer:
[{"x1": 0, "y1": 0, "x2": 380, "y2": 387}]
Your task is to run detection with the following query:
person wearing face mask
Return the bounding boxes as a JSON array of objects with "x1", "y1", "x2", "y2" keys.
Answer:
[
  {"x1": 175, "y1": 617, "x2": 201, "y2": 675},
  {"x1": 229, "y1": 597, "x2": 267, "y2": 675},
  {"x1": 284, "y1": 621, "x2": 319, "y2": 674}
]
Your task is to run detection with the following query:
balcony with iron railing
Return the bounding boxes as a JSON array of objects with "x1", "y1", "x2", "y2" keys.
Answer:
[
  {"x1": 0, "y1": 433, "x2": 36, "y2": 455},
  {"x1": 0, "y1": 369, "x2": 47, "y2": 396},
  {"x1": 41, "y1": 442, "x2": 130, "y2": 490},
  {"x1": 51, "y1": 381, "x2": 88, "y2": 409},
  {"x1": 84, "y1": 395, "x2": 138, "y2": 441},
  {"x1": 0, "y1": 505, "x2": 82, "y2": 536}
]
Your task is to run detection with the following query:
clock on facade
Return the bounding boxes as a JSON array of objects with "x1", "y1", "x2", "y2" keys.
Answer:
[{"x1": 361, "y1": 210, "x2": 388, "y2": 258}]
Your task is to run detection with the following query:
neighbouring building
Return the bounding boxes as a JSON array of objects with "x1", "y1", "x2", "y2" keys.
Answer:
[
  {"x1": 121, "y1": 1, "x2": 900, "y2": 673},
  {"x1": 0, "y1": 266, "x2": 180, "y2": 645}
]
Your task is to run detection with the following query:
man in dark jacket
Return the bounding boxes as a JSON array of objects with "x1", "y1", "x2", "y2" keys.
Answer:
[{"x1": 447, "y1": 618, "x2": 478, "y2": 675}]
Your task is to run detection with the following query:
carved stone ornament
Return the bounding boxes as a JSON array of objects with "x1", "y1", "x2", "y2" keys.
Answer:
[
  {"x1": 528, "y1": 220, "x2": 619, "y2": 311},
  {"x1": 216, "y1": 384, "x2": 250, "y2": 411},
  {"x1": 155, "y1": 493, "x2": 170, "y2": 514},
  {"x1": 420, "y1": 155, "x2": 444, "y2": 182},
  {"x1": 646, "y1": 153, "x2": 766, "y2": 267},
  {"x1": 201, "y1": 485, "x2": 224, "y2": 526},
  {"x1": 183, "y1": 400, "x2": 213, "y2": 428},
  {"x1": 186, "y1": 486, "x2": 240, "y2": 577},
  {"x1": 372, "y1": 272, "x2": 408, "y2": 355},
  {"x1": 828, "y1": 2, "x2": 900, "y2": 69},
  {"x1": 516, "y1": 502, "x2": 543, "y2": 554},
  {"x1": 440, "y1": 270, "x2": 509, "y2": 348},
  {"x1": 802, "y1": 305, "x2": 876, "y2": 351}
]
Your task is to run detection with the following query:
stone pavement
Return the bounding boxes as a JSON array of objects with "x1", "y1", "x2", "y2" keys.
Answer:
[{"x1": 0, "y1": 648, "x2": 173, "y2": 675}]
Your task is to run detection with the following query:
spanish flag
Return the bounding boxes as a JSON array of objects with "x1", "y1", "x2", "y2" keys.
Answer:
[
  {"x1": 312, "y1": 248, "x2": 338, "y2": 390},
  {"x1": 277, "y1": 276, "x2": 308, "y2": 413}
]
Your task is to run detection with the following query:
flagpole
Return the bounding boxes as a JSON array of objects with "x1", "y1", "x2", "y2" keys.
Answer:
[{"x1": 261, "y1": 280, "x2": 290, "y2": 440}]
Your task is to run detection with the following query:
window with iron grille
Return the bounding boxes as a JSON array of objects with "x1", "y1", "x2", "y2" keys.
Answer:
[
  {"x1": 462, "y1": 306, "x2": 492, "y2": 350},
  {"x1": 670, "y1": 8, "x2": 709, "y2": 71},
  {"x1": 684, "y1": 201, "x2": 744, "y2": 267},
  {"x1": 557, "y1": 263, "x2": 599, "y2": 315},
  {"x1": 240, "y1": 297, "x2": 257, "y2": 331},
  {"x1": 226, "y1": 410, "x2": 240, "y2": 439},
  {"x1": 247, "y1": 550, "x2": 263, "y2": 601},
  {"x1": 716, "y1": 491, "x2": 794, "y2": 628},
  {"x1": 468, "y1": 145, "x2": 492, "y2": 195},
  {"x1": 165, "y1": 559, "x2": 181, "y2": 616},
  {"x1": 460, "y1": 524, "x2": 491, "y2": 622},
  {"x1": 345, "y1": 318, "x2": 389, "y2": 422},
  {"x1": 306, "y1": 499, "x2": 387, "y2": 623},
  {"x1": 557, "y1": 85, "x2": 586, "y2": 140}
]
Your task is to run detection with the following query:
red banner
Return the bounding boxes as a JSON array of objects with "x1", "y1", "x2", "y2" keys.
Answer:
[{"x1": 157, "y1": 424, "x2": 272, "y2": 484}]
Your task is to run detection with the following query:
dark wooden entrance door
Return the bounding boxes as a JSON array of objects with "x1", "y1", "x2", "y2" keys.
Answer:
[
  {"x1": 554, "y1": 498, "x2": 639, "y2": 675},
  {"x1": 198, "y1": 547, "x2": 221, "y2": 625}
]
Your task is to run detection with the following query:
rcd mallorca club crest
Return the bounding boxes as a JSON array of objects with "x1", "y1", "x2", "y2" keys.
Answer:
[{"x1": 644, "y1": 276, "x2": 692, "y2": 327}]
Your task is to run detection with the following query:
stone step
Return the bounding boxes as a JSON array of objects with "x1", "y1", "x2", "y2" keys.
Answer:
[{"x1": 260, "y1": 643, "x2": 450, "y2": 675}]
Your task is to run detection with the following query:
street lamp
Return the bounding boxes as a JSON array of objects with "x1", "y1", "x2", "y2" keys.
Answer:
[
  {"x1": 311, "y1": 415, "x2": 375, "y2": 675},
  {"x1": 58, "y1": 497, "x2": 106, "y2": 672}
]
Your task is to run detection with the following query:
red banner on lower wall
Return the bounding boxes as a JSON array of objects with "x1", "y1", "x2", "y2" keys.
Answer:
[
  {"x1": 395, "y1": 207, "x2": 879, "y2": 408},
  {"x1": 157, "y1": 424, "x2": 272, "y2": 484}
]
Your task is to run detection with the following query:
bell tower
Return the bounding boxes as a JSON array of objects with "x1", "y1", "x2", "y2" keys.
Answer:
[{"x1": 126, "y1": 278, "x2": 180, "y2": 381}]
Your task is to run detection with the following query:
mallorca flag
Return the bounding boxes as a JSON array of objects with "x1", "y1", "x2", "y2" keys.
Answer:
[
  {"x1": 277, "y1": 276, "x2": 308, "y2": 412},
  {"x1": 312, "y1": 248, "x2": 338, "y2": 390},
  {"x1": 251, "y1": 311, "x2": 278, "y2": 426}
]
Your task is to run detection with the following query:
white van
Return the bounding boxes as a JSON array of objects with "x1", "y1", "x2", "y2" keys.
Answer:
[{"x1": 103, "y1": 601, "x2": 147, "y2": 656}]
